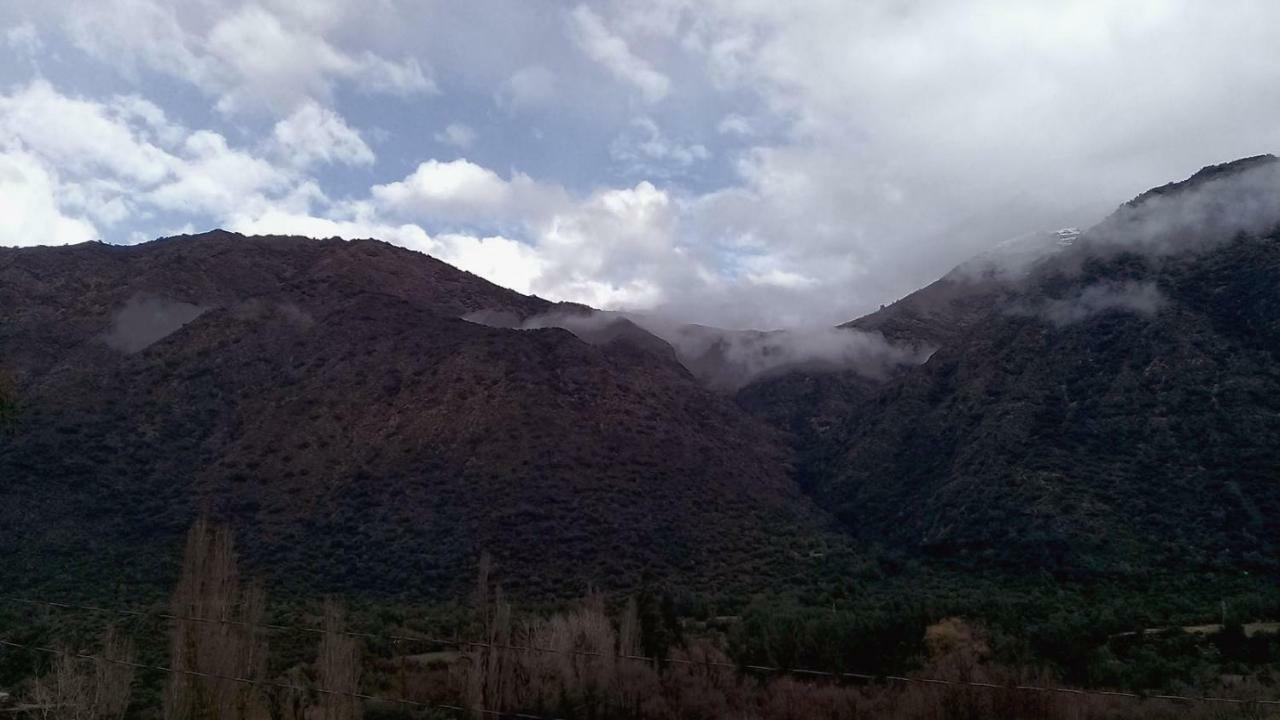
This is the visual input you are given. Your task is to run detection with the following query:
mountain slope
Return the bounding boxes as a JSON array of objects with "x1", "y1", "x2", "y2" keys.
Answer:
[
  {"x1": 0, "y1": 231, "x2": 840, "y2": 600},
  {"x1": 780, "y1": 156, "x2": 1280, "y2": 576}
]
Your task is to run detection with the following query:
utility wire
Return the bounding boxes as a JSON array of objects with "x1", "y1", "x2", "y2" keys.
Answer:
[
  {"x1": 0, "y1": 638, "x2": 562, "y2": 720},
  {"x1": 3, "y1": 595, "x2": 1277, "y2": 707}
]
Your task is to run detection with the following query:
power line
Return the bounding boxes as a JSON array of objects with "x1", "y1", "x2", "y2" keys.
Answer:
[
  {"x1": 1, "y1": 595, "x2": 730, "y2": 670},
  {"x1": 4, "y1": 595, "x2": 1278, "y2": 707},
  {"x1": 0, "y1": 638, "x2": 561, "y2": 720}
]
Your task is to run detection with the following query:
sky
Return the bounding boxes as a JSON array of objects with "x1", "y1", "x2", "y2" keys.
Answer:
[{"x1": 1, "y1": 1, "x2": 1278, "y2": 329}]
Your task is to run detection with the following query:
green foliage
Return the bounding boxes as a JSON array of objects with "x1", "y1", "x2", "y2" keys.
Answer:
[
  {"x1": 633, "y1": 580, "x2": 683, "y2": 664},
  {"x1": 0, "y1": 369, "x2": 17, "y2": 433},
  {"x1": 785, "y1": 232, "x2": 1280, "y2": 580},
  {"x1": 728, "y1": 595, "x2": 927, "y2": 674}
]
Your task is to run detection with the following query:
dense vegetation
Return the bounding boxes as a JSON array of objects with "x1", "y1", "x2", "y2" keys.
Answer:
[
  {"x1": 3, "y1": 159, "x2": 1280, "y2": 717},
  {"x1": 3, "y1": 522, "x2": 1278, "y2": 720},
  {"x1": 0, "y1": 232, "x2": 840, "y2": 603},
  {"x1": 792, "y1": 230, "x2": 1280, "y2": 578}
]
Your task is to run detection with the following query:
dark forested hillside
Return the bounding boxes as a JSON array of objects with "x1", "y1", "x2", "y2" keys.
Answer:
[
  {"x1": 3, "y1": 157, "x2": 1279, "y2": 607},
  {"x1": 0, "y1": 231, "x2": 841, "y2": 600},
  {"x1": 752, "y1": 156, "x2": 1280, "y2": 578}
]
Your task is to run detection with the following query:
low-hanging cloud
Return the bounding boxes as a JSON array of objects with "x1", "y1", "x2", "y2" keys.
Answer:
[
  {"x1": 946, "y1": 157, "x2": 1280, "y2": 287},
  {"x1": 1035, "y1": 281, "x2": 1166, "y2": 327},
  {"x1": 102, "y1": 294, "x2": 207, "y2": 353},
  {"x1": 469, "y1": 307, "x2": 930, "y2": 390},
  {"x1": 1085, "y1": 155, "x2": 1280, "y2": 256}
]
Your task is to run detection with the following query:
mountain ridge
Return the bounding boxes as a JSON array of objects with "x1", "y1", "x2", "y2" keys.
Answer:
[
  {"x1": 0, "y1": 230, "x2": 845, "y2": 600},
  {"x1": 2, "y1": 155, "x2": 1279, "y2": 601}
]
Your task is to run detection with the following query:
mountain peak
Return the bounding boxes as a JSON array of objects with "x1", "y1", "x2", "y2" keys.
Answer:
[{"x1": 1124, "y1": 153, "x2": 1278, "y2": 209}]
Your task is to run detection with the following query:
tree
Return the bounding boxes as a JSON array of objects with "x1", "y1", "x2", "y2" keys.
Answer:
[
  {"x1": 164, "y1": 518, "x2": 270, "y2": 720},
  {"x1": 315, "y1": 599, "x2": 362, "y2": 720},
  {"x1": 0, "y1": 369, "x2": 17, "y2": 434},
  {"x1": 26, "y1": 627, "x2": 135, "y2": 720}
]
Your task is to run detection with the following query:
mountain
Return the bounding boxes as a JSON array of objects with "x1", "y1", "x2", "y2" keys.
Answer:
[
  {"x1": 744, "y1": 155, "x2": 1280, "y2": 577},
  {"x1": 3, "y1": 156, "x2": 1278, "y2": 603},
  {"x1": 0, "y1": 231, "x2": 841, "y2": 600}
]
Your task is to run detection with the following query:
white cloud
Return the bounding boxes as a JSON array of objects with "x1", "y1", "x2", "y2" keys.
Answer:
[
  {"x1": 63, "y1": 0, "x2": 435, "y2": 115},
  {"x1": 0, "y1": 150, "x2": 97, "y2": 247},
  {"x1": 0, "y1": 80, "x2": 173, "y2": 185},
  {"x1": 148, "y1": 131, "x2": 293, "y2": 216},
  {"x1": 228, "y1": 207, "x2": 431, "y2": 248},
  {"x1": 496, "y1": 65, "x2": 557, "y2": 110},
  {"x1": 746, "y1": 268, "x2": 818, "y2": 290},
  {"x1": 433, "y1": 233, "x2": 547, "y2": 295},
  {"x1": 373, "y1": 159, "x2": 514, "y2": 216},
  {"x1": 610, "y1": 117, "x2": 709, "y2": 176},
  {"x1": 239, "y1": 158, "x2": 692, "y2": 312},
  {"x1": 205, "y1": 5, "x2": 434, "y2": 113},
  {"x1": 350, "y1": 53, "x2": 436, "y2": 97},
  {"x1": 228, "y1": 206, "x2": 545, "y2": 295},
  {"x1": 371, "y1": 159, "x2": 569, "y2": 229},
  {"x1": 0, "y1": 80, "x2": 312, "y2": 244},
  {"x1": 205, "y1": 4, "x2": 353, "y2": 114},
  {"x1": 434, "y1": 123, "x2": 477, "y2": 149},
  {"x1": 568, "y1": 5, "x2": 671, "y2": 103},
  {"x1": 10, "y1": 0, "x2": 1280, "y2": 330},
  {"x1": 5, "y1": 20, "x2": 42, "y2": 57},
  {"x1": 1039, "y1": 281, "x2": 1166, "y2": 326},
  {"x1": 64, "y1": 0, "x2": 219, "y2": 88},
  {"x1": 272, "y1": 101, "x2": 375, "y2": 168},
  {"x1": 716, "y1": 113, "x2": 753, "y2": 137},
  {"x1": 534, "y1": 180, "x2": 687, "y2": 309}
]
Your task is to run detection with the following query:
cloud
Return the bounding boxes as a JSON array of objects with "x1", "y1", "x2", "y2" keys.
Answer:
[
  {"x1": 63, "y1": 0, "x2": 215, "y2": 87},
  {"x1": 371, "y1": 158, "x2": 570, "y2": 230},
  {"x1": 568, "y1": 5, "x2": 671, "y2": 103},
  {"x1": 147, "y1": 131, "x2": 293, "y2": 216},
  {"x1": 102, "y1": 295, "x2": 207, "y2": 353},
  {"x1": 489, "y1": 307, "x2": 929, "y2": 389},
  {"x1": 1087, "y1": 156, "x2": 1280, "y2": 255},
  {"x1": 0, "y1": 80, "x2": 174, "y2": 185},
  {"x1": 0, "y1": 79, "x2": 315, "y2": 242},
  {"x1": 204, "y1": 5, "x2": 433, "y2": 114},
  {"x1": 716, "y1": 114, "x2": 753, "y2": 137},
  {"x1": 348, "y1": 53, "x2": 435, "y2": 97},
  {"x1": 63, "y1": 0, "x2": 434, "y2": 115},
  {"x1": 434, "y1": 123, "x2": 477, "y2": 149},
  {"x1": 576, "y1": 0, "x2": 1280, "y2": 324},
  {"x1": 496, "y1": 65, "x2": 556, "y2": 110},
  {"x1": 1038, "y1": 281, "x2": 1166, "y2": 326},
  {"x1": 8, "y1": 1, "x2": 1280, "y2": 331},
  {"x1": 227, "y1": 206, "x2": 431, "y2": 248},
  {"x1": 610, "y1": 117, "x2": 709, "y2": 177},
  {"x1": 228, "y1": 207, "x2": 545, "y2": 295},
  {"x1": 656, "y1": 323, "x2": 929, "y2": 389},
  {"x1": 365, "y1": 161, "x2": 689, "y2": 309},
  {"x1": 5, "y1": 20, "x2": 41, "y2": 57},
  {"x1": 431, "y1": 233, "x2": 546, "y2": 295},
  {"x1": 272, "y1": 101, "x2": 375, "y2": 168},
  {"x1": 0, "y1": 150, "x2": 97, "y2": 247},
  {"x1": 535, "y1": 180, "x2": 683, "y2": 309}
]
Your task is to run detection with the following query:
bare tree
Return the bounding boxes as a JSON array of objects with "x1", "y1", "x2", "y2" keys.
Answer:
[
  {"x1": 164, "y1": 517, "x2": 269, "y2": 720},
  {"x1": 463, "y1": 553, "x2": 518, "y2": 718},
  {"x1": 28, "y1": 650, "x2": 91, "y2": 720},
  {"x1": 26, "y1": 627, "x2": 134, "y2": 720},
  {"x1": 91, "y1": 627, "x2": 135, "y2": 720},
  {"x1": 315, "y1": 599, "x2": 362, "y2": 720}
]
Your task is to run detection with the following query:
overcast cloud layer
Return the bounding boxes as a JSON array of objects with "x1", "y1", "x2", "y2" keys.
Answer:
[{"x1": 2, "y1": 1, "x2": 1278, "y2": 328}]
